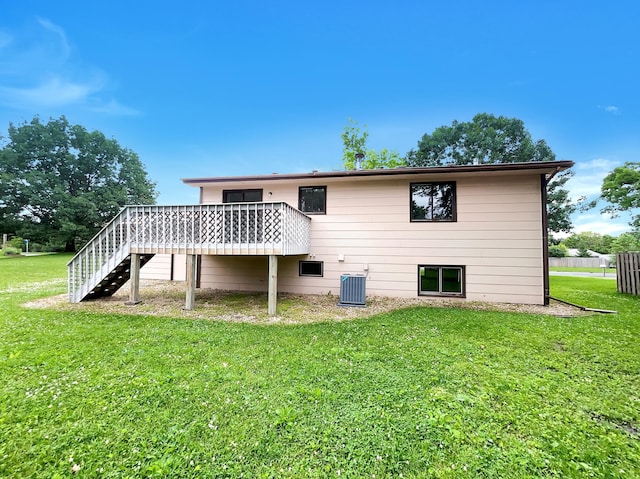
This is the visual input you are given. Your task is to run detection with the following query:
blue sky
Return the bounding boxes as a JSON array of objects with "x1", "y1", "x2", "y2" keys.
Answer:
[{"x1": 1, "y1": 1, "x2": 638, "y2": 236}]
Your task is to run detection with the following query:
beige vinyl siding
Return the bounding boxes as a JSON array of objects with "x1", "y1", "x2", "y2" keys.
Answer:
[
  {"x1": 196, "y1": 172, "x2": 545, "y2": 304},
  {"x1": 199, "y1": 256, "x2": 269, "y2": 292},
  {"x1": 140, "y1": 254, "x2": 187, "y2": 281},
  {"x1": 140, "y1": 254, "x2": 172, "y2": 280}
]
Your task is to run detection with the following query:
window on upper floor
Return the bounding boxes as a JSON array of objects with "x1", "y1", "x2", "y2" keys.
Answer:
[
  {"x1": 418, "y1": 265, "x2": 465, "y2": 296},
  {"x1": 299, "y1": 186, "x2": 326, "y2": 214},
  {"x1": 410, "y1": 182, "x2": 456, "y2": 222},
  {"x1": 222, "y1": 189, "x2": 263, "y2": 203}
]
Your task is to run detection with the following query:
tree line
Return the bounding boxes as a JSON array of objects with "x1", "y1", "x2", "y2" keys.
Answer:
[
  {"x1": 1, "y1": 113, "x2": 637, "y2": 254},
  {"x1": 550, "y1": 231, "x2": 640, "y2": 257},
  {"x1": 342, "y1": 114, "x2": 640, "y2": 236},
  {"x1": 0, "y1": 116, "x2": 157, "y2": 252}
]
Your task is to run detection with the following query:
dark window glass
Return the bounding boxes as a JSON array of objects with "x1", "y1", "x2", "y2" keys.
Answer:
[
  {"x1": 299, "y1": 186, "x2": 326, "y2": 214},
  {"x1": 418, "y1": 265, "x2": 464, "y2": 296},
  {"x1": 441, "y1": 267, "x2": 463, "y2": 293},
  {"x1": 410, "y1": 182, "x2": 456, "y2": 221},
  {"x1": 420, "y1": 267, "x2": 439, "y2": 292},
  {"x1": 299, "y1": 261, "x2": 323, "y2": 277},
  {"x1": 222, "y1": 189, "x2": 263, "y2": 203}
]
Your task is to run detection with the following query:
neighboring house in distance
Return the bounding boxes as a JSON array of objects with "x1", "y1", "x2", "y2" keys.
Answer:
[
  {"x1": 565, "y1": 248, "x2": 610, "y2": 258},
  {"x1": 139, "y1": 160, "x2": 573, "y2": 306}
]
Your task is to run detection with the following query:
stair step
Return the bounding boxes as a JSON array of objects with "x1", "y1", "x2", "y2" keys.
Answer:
[{"x1": 75, "y1": 253, "x2": 155, "y2": 301}]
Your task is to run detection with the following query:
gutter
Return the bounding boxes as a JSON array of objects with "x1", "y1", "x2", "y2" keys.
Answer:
[
  {"x1": 541, "y1": 162, "x2": 573, "y2": 305},
  {"x1": 549, "y1": 295, "x2": 617, "y2": 314}
]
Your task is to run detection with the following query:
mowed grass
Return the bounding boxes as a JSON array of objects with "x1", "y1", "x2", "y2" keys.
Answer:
[
  {"x1": 1, "y1": 256, "x2": 638, "y2": 478},
  {"x1": 550, "y1": 266, "x2": 616, "y2": 274}
]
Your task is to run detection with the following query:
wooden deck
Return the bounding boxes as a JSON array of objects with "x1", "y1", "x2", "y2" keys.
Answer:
[{"x1": 67, "y1": 202, "x2": 311, "y2": 313}]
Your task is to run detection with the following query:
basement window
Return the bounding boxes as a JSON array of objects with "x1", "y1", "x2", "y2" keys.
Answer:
[
  {"x1": 299, "y1": 261, "x2": 323, "y2": 277},
  {"x1": 418, "y1": 265, "x2": 465, "y2": 296}
]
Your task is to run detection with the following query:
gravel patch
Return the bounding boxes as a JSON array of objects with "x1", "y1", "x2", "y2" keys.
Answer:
[{"x1": 25, "y1": 280, "x2": 586, "y2": 324}]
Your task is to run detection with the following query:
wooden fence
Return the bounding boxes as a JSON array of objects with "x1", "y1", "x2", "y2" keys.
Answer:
[
  {"x1": 616, "y1": 253, "x2": 640, "y2": 296},
  {"x1": 549, "y1": 257, "x2": 609, "y2": 268}
]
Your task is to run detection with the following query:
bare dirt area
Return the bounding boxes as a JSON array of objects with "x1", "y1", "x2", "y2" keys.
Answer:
[{"x1": 26, "y1": 280, "x2": 585, "y2": 324}]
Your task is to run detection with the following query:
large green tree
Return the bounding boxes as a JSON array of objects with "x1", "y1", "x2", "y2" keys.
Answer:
[
  {"x1": 609, "y1": 232, "x2": 640, "y2": 253},
  {"x1": 600, "y1": 162, "x2": 640, "y2": 231},
  {"x1": 405, "y1": 113, "x2": 576, "y2": 233},
  {"x1": 562, "y1": 231, "x2": 614, "y2": 254},
  {"x1": 0, "y1": 116, "x2": 157, "y2": 251}
]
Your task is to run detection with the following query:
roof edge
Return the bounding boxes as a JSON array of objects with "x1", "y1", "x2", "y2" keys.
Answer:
[{"x1": 182, "y1": 160, "x2": 575, "y2": 185}]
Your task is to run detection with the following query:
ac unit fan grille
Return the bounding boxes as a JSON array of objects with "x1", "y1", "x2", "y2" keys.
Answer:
[{"x1": 338, "y1": 274, "x2": 366, "y2": 307}]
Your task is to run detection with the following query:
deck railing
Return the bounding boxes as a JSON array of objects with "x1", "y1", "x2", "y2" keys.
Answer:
[{"x1": 67, "y1": 202, "x2": 311, "y2": 301}]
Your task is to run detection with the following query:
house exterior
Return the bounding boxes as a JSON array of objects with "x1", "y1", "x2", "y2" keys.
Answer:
[{"x1": 140, "y1": 160, "x2": 574, "y2": 306}]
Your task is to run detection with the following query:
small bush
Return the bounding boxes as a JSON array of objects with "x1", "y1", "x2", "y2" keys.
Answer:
[
  {"x1": 1, "y1": 246, "x2": 21, "y2": 256},
  {"x1": 549, "y1": 244, "x2": 568, "y2": 257},
  {"x1": 7, "y1": 237, "x2": 23, "y2": 251},
  {"x1": 577, "y1": 247, "x2": 592, "y2": 257}
]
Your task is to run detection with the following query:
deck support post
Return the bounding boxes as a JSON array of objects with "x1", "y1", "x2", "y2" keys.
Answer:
[
  {"x1": 126, "y1": 253, "x2": 141, "y2": 305},
  {"x1": 268, "y1": 255, "x2": 278, "y2": 316},
  {"x1": 185, "y1": 254, "x2": 197, "y2": 310}
]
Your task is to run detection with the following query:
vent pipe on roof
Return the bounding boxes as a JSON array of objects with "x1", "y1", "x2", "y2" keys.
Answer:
[{"x1": 355, "y1": 152, "x2": 365, "y2": 170}]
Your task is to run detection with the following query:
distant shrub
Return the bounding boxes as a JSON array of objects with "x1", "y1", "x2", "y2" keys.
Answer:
[
  {"x1": 549, "y1": 244, "x2": 568, "y2": 257},
  {"x1": 1, "y1": 247, "x2": 21, "y2": 256},
  {"x1": 7, "y1": 237, "x2": 23, "y2": 251}
]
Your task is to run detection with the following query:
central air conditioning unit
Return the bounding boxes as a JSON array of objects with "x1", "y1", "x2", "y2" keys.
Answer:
[{"x1": 338, "y1": 274, "x2": 366, "y2": 307}]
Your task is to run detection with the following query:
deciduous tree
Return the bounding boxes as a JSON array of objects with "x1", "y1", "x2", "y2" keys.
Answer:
[
  {"x1": 405, "y1": 113, "x2": 575, "y2": 233},
  {"x1": 0, "y1": 116, "x2": 157, "y2": 251},
  {"x1": 600, "y1": 162, "x2": 640, "y2": 231},
  {"x1": 562, "y1": 231, "x2": 613, "y2": 254},
  {"x1": 610, "y1": 232, "x2": 640, "y2": 253},
  {"x1": 341, "y1": 120, "x2": 405, "y2": 170}
]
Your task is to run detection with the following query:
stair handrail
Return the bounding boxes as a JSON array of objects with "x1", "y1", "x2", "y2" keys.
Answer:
[{"x1": 66, "y1": 205, "x2": 131, "y2": 266}]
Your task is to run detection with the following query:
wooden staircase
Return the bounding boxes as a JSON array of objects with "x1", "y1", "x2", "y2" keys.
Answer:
[{"x1": 84, "y1": 254, "x2": 155, "y2": 300}]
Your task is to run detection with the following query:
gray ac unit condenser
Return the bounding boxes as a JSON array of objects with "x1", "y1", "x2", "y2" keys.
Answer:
[{"x1": 338, "y1": 274, "x2": 366, "y2": 307}]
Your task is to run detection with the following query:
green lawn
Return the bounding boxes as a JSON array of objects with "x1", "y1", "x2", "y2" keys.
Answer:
[
  {"x1": 550, "y1": 266, "x2": 616, "y2": 274},
  {"x1": 1, "y1": 255, "x2": 638, "y2": 478}
]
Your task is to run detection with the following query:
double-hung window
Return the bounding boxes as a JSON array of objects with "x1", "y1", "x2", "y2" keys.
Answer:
[
  {"x1": 418, "y1": 265, "x2": 465, "y2": 296},
  {"x1": 410, "y1": 182, "x2": 456, "y2": 221}
]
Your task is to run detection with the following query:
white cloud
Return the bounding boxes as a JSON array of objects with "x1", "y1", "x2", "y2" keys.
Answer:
[
  {"x1": 36, "y1": 17, "x2": 70, "y2": 58},
  {"x1": 575, "y1": 157, "x2": 617, "y2": 172},
  {"x1": 599, "y1": 104, "x2": 620, "y2": 115},
  {"x1": 565, "y1": 158, "x2": 613, "y2": 200},
  {"x1": 0, "y1": 18, "x2": 138, "y2": 116},
  {"x1": 0, "y1": 76, "x2": 103, "y2": 107},
  {"x1": 563, "y1": 158, "x2": 634, "y2": 236},
  {"x1": 570, "y1": 211, "x2": 632, "y2": 237},
  {"x1": 573, "y1": 220, "x2": 630, "y2": 236},
  {"x1": 90, "y1": 99, "x2": 142, "y2": 116}
]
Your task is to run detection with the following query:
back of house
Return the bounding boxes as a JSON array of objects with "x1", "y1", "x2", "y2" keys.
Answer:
[{"x1": 142, "y1": 161, "x2": 573, "y2": 305}]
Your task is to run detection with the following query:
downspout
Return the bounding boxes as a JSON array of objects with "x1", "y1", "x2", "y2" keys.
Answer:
[{"x1": 541, "y1": 173, "x2": 550, "y2": 305}]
